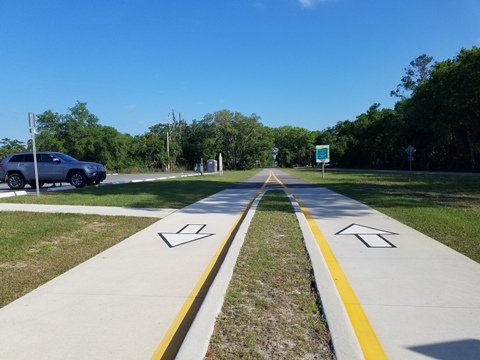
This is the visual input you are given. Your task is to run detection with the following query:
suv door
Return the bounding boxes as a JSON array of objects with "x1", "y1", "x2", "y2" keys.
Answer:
[
  {"x1": 18, "y1": 154, "x2": 36, "y2": 182},
  {"x1": 40, "y1": 153, "x2": 64, "y2": 181}
]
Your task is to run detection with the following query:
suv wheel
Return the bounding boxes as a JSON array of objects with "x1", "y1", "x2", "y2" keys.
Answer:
[
  {"x1": 7, "y1": 173, "x2": 26, "y2": 190},
  {"x1": 70, "y1": 171, "x2": 87, "y2": 188}
]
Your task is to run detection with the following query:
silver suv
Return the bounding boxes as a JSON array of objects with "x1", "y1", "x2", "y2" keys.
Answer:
[{"x1": 0, "y1": 152, "x2": 107, "y2": 190}]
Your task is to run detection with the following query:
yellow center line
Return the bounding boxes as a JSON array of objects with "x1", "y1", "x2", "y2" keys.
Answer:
[
  {"x1": 151, "y1": 172, "x2": 273, "y2": 360},
  {"x1": 270, "y1": 171, "x2": 387, "y2": 360}
]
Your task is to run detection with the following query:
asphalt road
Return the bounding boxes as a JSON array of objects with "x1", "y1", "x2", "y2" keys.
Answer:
[{"x1": 0, "y1": 171, "x2": 199, "y2": 194}]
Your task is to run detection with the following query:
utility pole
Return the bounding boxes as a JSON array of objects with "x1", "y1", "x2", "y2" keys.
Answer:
[
  {"x1": 28, "y1": 112, "x2": 40, "y2": 197},
  {"x1": 167, "y1": 113, "x2": 170, "y2": 171}
]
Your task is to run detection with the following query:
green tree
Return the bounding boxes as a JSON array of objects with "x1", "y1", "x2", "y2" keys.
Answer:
[
  {"x1": 35, "y1": 101, "x2": 134, "y2": 169},
  {"x1": 182, "y1": 116, "x2": 218, "y2": 169},
  {"x1": 0, "y1": 138, "x2": 26, "y2": 158},
  {"x1": 274, "y1": 126, "x2": 314, "y2": 167},
  {"x1": 211, "y1": 110, "x2": 272, "y2": 170},
  {"x1": 35, "y1": 110, "x2": 67, "y2": 152},
  {"x1": 391, "y1": 54, "x2": 435, "y2": 99},
  {"x1": 399, "y1": 46, "x2": 480, "y2": 171}
]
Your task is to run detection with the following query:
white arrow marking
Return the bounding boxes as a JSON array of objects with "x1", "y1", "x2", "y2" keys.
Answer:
[
  {"x1": 159, "y1": 224, "x2": 214, "y2": 248},
  {"x1": 336, "y1": 224, "x2": 397, "y2": 248}
]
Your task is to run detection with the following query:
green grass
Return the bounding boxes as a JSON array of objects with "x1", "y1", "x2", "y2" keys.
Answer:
[
  {"x1": 282, "y1": 168, "x2": 480, "y2": 263},
  {"x1": 0, "y1": 212, "x2": 158, "y2": 308},
  {"x1": 0, "y1": 170, "x2": 260, "y2": 208},
  {"x1": 206, "y1": 190, "x2": 335, "y2": 359}
]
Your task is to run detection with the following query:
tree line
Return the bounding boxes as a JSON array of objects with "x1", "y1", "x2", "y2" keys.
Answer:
[{"x1": 1, "y1": 46, "x2": 479, "y2": 172}]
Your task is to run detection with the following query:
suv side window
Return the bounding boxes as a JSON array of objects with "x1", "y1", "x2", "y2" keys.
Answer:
[
  {"x1": 24, "y1": 154, "x2": 34, "y2": 162},
  {"x1": 9, "y1": 155, "x2": 25, "y2": 162},
  {"x1": 40, "y1": 154, "x2": 54, "y2": 163}
]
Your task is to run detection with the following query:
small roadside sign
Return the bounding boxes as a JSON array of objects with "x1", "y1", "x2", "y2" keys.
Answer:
[
  {"x1": 405, "y1": 145, "x2": 416, "y2": 171},
  {"x1": 405, "y1": 145, "x2": 416, "y2": 156},
  {"x1": 316, "y1": 145, "x2": 330, "y2": 163},
  {"x1": 316, "y1": 145, "x2": 330, "y2": 178}
]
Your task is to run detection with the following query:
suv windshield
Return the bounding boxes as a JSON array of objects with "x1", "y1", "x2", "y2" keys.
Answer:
[{"x1": 54, "y1": 153, "x2": 78, "y2": 162}]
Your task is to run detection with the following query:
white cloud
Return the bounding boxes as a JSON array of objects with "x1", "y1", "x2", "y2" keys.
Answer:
[
  {"x1": 297, "y1": 0, "x2": 331, "y2": 8},
  {"x1": 124, "y1": 104, "x2": 137, "y2": 112}
]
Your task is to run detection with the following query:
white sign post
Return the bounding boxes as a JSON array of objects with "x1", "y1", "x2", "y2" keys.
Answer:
[
  {"x1": 28, "y1": 112, "x2": 40, "y2": 197},
  {"x1": 218, "y1": 153, "x2": 223, "y2": 176}
]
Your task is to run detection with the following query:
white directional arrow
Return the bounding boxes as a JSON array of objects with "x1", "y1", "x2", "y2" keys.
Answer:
[
  {"x1": 335, "y1": 224, "x2": 397, "y2": 248},
  {"x1": 159, "y1": 224, "x2": 214, "y2": 248}
]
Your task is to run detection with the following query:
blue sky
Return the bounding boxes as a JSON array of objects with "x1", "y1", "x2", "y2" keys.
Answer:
[{"x1": 1, "y1": 0, "x2": 479, "y2": 144}]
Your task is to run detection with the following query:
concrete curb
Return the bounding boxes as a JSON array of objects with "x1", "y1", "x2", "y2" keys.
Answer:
[
  {"x1": 289, "y1": 192, "x2": 364, "y2": 360},
  {"x1": 0, "y1": 190, "x2": 27, "y2": 198}
]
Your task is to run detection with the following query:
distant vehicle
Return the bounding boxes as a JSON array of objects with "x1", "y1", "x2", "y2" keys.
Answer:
[{"x1": 0, "y1": 152, "x2": 107, "y2": 190}]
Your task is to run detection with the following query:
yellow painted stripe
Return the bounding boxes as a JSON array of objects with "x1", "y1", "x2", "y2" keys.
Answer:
[
  {"x1": 151, "y1": 172, "x2": 273, "y2": 359},
  {"x1": 271, "y1": 171, "x2": 387, "y2": 360}
]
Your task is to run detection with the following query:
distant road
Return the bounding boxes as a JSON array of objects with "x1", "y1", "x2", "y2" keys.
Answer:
[{"x1": 0, "y1": 171, "x2": 199, "y2": 194}]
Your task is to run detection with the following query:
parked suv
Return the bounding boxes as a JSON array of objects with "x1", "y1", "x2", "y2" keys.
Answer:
[{"x1": 0, "y1": 152, "x2": 107, "y2": 190}]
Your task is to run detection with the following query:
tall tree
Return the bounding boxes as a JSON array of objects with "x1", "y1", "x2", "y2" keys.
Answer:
[
  {"x1": 391, "y1": 54, "x2": 435, "y2": 99},
  {"x1": 397, "y1": 46, "x2": 480, "y2": 171}
]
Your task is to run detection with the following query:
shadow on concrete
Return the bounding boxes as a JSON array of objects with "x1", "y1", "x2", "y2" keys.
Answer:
[{"x1": 407, "y1": 338, "x2": 480, "y2": 360}]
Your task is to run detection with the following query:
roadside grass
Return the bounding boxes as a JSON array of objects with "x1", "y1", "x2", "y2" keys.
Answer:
[
  {"x1": 0, "y1": 212, "x2": 158, "y2": 308},
  {"x1": 282, "y1": 168, "x2": 480, "y2": 263},
  {"x1": 206, "y1": 190, "x2": 335, "y2": 359},
  {"x1": 0, "y1": 170, "x2": 260, "y2": 208}
]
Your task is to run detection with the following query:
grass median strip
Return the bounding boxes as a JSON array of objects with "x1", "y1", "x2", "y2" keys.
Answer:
[
  {"x1": 205, "y1": 190, "x2": 335, "y2": 359},
  {"x1": 283, "y1": 168, "x2": 480, "y2": 264},
  {"x1": 0, "y1": 212, "x2": 158, "y2": 308}
]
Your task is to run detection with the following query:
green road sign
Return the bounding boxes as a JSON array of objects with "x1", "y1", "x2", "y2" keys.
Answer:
[{"x1": 316, "y1": 145, "x2": 330, "y2": 163}]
